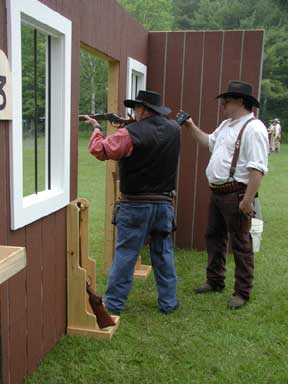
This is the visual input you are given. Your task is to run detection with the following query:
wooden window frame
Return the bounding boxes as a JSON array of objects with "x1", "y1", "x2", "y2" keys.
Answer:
[
  {"x1": 126, "y1": 57, "x2": 147, "y2": 108},
  {"x1": 7, "y1": 0, "x2": 72, "y2": 229}
]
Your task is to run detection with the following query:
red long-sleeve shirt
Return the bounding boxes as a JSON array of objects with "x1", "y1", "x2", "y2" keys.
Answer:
[{"x1": 88, "y1": 127, "x2": 133, "y2": 160}]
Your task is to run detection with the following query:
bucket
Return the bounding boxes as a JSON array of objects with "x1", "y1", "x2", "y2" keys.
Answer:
[{"x1": 250, "y1": 218, "x2": 263, "y2": 253}]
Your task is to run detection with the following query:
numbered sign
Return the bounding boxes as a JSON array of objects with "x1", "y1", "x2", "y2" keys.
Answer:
[{"x1": 0, "y1": 49, "x2": 12, "y2": 120}]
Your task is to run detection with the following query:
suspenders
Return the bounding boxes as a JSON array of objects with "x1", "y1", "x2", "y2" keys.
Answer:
[{"x1": 229, "y1": 117, "x2": 256, "y2": 179}]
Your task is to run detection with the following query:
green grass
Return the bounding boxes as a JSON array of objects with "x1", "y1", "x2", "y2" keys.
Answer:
[
  {"x1": 25, "y1": 140, "x2": 288, "y2": 384},
  {"x1": 23, "y1": 136, "x2": 46, "y2": 196}
]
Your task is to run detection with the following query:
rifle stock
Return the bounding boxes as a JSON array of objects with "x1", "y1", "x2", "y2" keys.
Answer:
[{"x1": 86, "y1": 283, "x2": 116, "y2": 329}]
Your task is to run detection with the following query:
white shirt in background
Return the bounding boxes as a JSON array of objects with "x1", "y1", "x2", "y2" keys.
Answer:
[
  {"x1": 206, "y1": 112, "x2": 269, "y2": 185},
  {"x1": 274, "y1": 123, "x2": 281, "y2": 138}
]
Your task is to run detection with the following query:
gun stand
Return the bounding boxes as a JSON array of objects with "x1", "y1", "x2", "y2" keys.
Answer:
[
  {"x1": 114, "y1": 176, "x2": 152, "y2": 281},
  {"x1": 134, "y1": 256, "x2": 152, "y2": 280},
  {"x1": 67, "y1": 198, "x2": 120, "y2": 340}
]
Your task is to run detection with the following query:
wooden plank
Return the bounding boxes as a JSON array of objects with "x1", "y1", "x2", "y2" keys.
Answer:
[
  {"x1": 193, "y1": 31, "x2": 223, "y2": 250},
  {"x1": 0, "y1": 282, "x2": 10, "y2": 384},
  {"x1": 104, "y1": 61, "x2": 119, "y2": 275},
  {"x1": 218, "y1": 31, "x2": 243, "y2": 124},
  {"x1": 67, "y1": 202, "x2": 97, "y2": 330},
  {"x1": 67, "y1": 200, "x2": 120, "y2": 339},
  {"x1": 241, "y1": 30, "x2": 264, "y2": 102},
  {"x1": 0, "y1": 246, "x2": 26, "y2": 284},
  {"x1": 0, "y1": 126, "x2": 8, "y2": 243},
  {"x1": 164, "y1": 32, "x2": 184, "y2": 112},
  {"x1": 175, "y1": 32, "x2": 204, "y2": 248},
  {"x1": 42, "y1": 214, "x2": 57, "y2": 355},
  {"x1": 55, "y1": 208, "x2": 67, "y2": 339},
  {"x1": 70, "y1": 17, "x2": 80, "y2": 201},
  {"x1": 7, "y1": 228, "x2": 27, "y2": 384},
  {"x1": 147, "y1": 32, "x2": 166, "y2": 95},
  {"x1": 26, "y1": 222, "x2": 43, "y2": 374}
]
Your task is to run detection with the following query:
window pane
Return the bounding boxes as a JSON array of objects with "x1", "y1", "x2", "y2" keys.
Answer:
[{"x1": 22, "y1": 23, "x2": 47, "y2": 196}]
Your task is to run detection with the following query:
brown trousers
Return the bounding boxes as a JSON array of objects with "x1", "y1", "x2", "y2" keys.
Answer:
[{"x1": 206, "y1": 190, "x2": 254, "y2": 300}]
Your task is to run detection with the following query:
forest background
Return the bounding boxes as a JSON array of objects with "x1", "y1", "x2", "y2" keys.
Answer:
[{"x1": 21, "y1": 0, "x2": 288, "y2": 140}]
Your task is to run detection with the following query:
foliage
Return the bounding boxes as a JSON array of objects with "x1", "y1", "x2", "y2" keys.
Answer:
[
  {"x1": 172, "y1": 0, "x2": 199, "y2": 30},
  {"x1": 118, "y1": 0, "x2": 174, "y2": 30},
  {"x1": 79, "y1": 50, "x2": 109, "y2": 134},
  {"x1": 22, "y1": 24, "x2": 46, "y2": 136}
]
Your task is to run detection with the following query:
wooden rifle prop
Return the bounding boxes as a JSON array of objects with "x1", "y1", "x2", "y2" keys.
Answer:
[
  {"x1": 76, "y1": 201, "x2": 115, "y2": 328},
  {"x1": 86, "y1": 282, "x2": 116, "y2": 328},
  {"x1": 79, "y1": 113, "x2": 135, "y2": 129}
]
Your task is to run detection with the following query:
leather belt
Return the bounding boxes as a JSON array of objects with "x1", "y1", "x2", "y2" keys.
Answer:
[
  {"x1": 209, "y1": 182, "x2": 247, "y2": 194},
  {"x1": 121, "y1": 193, "x2": 173, "y2": 203}
]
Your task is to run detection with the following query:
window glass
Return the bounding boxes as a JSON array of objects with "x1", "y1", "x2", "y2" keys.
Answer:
[{"x1": 22, "y1": 23, "x2": 48, "y2": 196}]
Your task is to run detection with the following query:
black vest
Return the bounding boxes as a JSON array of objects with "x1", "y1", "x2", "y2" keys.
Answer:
[{"x1": 119, "y1": 115, "x2": 180, "y2": 194}]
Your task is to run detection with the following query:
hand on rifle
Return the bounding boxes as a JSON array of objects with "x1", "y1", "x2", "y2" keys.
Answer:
[{"x1": 80, "y1": 115, "x2": 102, "y2": 130}]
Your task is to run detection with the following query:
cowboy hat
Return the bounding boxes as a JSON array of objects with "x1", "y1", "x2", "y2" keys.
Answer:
[
  {"x1": 124, "y1": 90, "x2": 171, "y2": 116},
  {"x1": 216, "y1": 80, "x2": 260, "y2": 108}
]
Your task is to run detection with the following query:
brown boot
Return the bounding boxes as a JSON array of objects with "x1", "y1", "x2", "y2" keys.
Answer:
[
  {"x1": 194, "y1": 282, "x2": 224, "y2": 294},
  {"x1": 227, "y1": 295, "x2": 247, "y2": 309}
]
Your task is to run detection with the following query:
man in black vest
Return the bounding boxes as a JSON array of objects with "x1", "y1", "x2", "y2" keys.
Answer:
[{"x1": 85, "y1": 90, "x2": 180, "y2": 315}]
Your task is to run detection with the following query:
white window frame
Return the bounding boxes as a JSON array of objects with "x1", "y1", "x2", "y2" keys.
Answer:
[
  {"x1": 126, "y1": 57, "x2": 147, "y2": 111},
  {"x1": 7, "y1": 0, "x2": 72, "y2": 230}
]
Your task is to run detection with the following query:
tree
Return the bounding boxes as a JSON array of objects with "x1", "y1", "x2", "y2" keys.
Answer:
[
  {"x1": 118, "y1": 0, "x2": 174, "y2": 30},
  {"x1": 79, "y1": 51, "x2": 109, "y2": 134},
  {"x1": 174, "y1": 0, "x2": 288, "y2": 136},
  {"x1": 22, "y1": 24, "x2": 46, "y2": 136},
  {"x1": 172, "y1": 0, "x2": 199, "y2": 30}
]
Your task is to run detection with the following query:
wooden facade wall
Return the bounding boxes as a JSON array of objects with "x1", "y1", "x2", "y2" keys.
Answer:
[
  {"x1": 0, "y1": 1, "x2": 147, "y2": 383},
  {"x1": 147, "y1": 30, "x2": 264, "y2": 249},
  {"x1": 0, "y1": 0, "x2": 264, "y2": 382}
]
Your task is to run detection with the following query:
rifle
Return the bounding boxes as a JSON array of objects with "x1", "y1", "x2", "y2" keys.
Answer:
[
  {"x1": 79, "y1": 113, "x2": 135, "y2": 128},
  {"x1": 86, "y1": 282, "x2": 116, "y2": 329}
]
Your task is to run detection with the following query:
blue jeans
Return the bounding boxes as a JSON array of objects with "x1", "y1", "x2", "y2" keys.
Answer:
[{"x1": 104, "y1": 202, "x2": 178, "y2": 313}]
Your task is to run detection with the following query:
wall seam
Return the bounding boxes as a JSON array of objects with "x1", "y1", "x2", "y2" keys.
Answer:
[{"x1": 191, "y1": 32, "x2": 205, "y2": 248}]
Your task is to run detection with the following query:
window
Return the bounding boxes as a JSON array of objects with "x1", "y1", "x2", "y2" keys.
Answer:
[
  {"x1": 126, "y1": 57, "x2": 147, "y2": 114},
  {"x1": 8, "y1": 0, "x2": 72, "y2": 229}
]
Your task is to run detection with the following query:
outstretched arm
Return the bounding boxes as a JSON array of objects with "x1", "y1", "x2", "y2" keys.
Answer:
[
  {"x1": 183, "y1": 118, "x2": 209, "y2": 148},
  {"x1": 82, "y1": 116, "x2": 133, "y2": 161}
]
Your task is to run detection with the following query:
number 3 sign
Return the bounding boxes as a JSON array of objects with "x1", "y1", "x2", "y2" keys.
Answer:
[{"x1": 0, "y1": 49, "x2": 12, "y2": 120}]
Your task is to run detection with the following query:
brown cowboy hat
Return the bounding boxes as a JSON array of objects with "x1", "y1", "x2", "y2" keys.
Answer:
[
  {"x1": 124, "y1": 90, "x2": 171, "y2": 116},
  {"x1": 216, "y1": 80, "x2": 260, "y2": 108}
]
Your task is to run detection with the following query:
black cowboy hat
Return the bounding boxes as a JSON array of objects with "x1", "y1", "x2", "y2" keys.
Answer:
[
  {"x1": 124, "y1": 90, "x2": 171, "y2": 116},
  {"x1": 216, "y1": 80, "x2": 260, "y2": 108}
]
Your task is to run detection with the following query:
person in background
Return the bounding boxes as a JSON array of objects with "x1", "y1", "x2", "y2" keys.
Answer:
[{"x1": 269, "y1": 118, "x2": 282, "y2": 153}]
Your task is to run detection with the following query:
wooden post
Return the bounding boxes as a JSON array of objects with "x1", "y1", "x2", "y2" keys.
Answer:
[
  {"x1": 67, "y1": 198, "x2": 119, "y2": 340},
  {"x1": 103, "y1": 61, "x2": 119, "y2": 275}
]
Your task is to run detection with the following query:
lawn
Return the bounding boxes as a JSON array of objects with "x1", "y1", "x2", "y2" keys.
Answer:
[{"x1": 25, "y1": 139, "x2": 288, "y2": 384}]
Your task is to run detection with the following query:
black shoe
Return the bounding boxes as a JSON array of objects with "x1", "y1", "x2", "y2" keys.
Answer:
[
  {"x1": 159, "y1": 301, "x2": 179, "y2": 315},
  {"x1": 227, "y1": 295, "x2": 247, "y2": 310},
  {"x1": 194, "y1": 282, "x2": 224, "y2": 294}
]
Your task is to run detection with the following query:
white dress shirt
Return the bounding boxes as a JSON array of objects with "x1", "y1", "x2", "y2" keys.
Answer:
[{"x1": 206, "y1": 112, "x2": 269, "y2": 185}]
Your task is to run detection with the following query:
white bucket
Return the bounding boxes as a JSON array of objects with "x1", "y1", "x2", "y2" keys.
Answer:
[{"x1": 250, "y1": 218, "x2": 263, "y2": 253}]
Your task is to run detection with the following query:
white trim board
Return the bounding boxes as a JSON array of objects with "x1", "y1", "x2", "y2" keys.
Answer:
[
  {"x1": 7, "y1": 0, "x2": 72, "y2": 229},
  {"x1": 126, "y1": 57, "x2": 147, "y2": 101}
]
